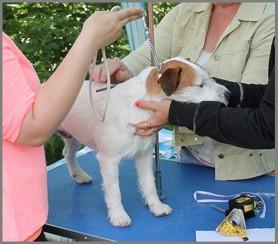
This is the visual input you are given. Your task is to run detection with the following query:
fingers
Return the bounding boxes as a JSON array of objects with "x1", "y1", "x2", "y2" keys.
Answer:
[
  {"x1": 90, "y1": 64, "x2": 101, "y2": 82},
  {"x1": 116, "y1": 8, "x2": 143, "y2": 21},
  {"x1": 110, "y1": 6, "x2": 122, "y2": 12},
  {"x1": 133, "y1": 120, "x2": 152, "y2": 130},
  {"x1": 120, "y1": 14, "x2": 142, "y2": 26},
  {"x1": 134, "y1": 100, "x2": 159, "y2": 112},
  {"x1": 133, "y1": 99, "x2": 171, "y2": 137},
  {"x1": 91, "y1": 58, "x2": 129, "y2": 83},
  {"x1": 99, "y1": 65, "x2": 107, "y2": 82},
  {"x1": 83, "y1": 8, "x2": 143, "y2": 51},
  {"x1": 135, "y1": 125, "x2": 162, "y2": 137},
  {"x1": 133, "y1": 118, "x2": 161, "y2": 130},
  {"x1": 91, "y1": 65, "x2": 107, "y2": 83}
]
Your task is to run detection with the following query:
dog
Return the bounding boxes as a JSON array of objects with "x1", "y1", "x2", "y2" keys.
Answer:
[{"x1": 59, "y1": 57, "x2": 229, "y2": 227}]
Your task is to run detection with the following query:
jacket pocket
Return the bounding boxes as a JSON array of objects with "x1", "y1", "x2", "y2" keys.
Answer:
[
  {"x1": 214, "y1": 146, "x2": 274, "y2": 180},
  {"x1": 174, "y1": 126, "x2": 204, "y2": 146},
  {"x1": 211, "y1": 39, "x2": 251, "y2": 81}
]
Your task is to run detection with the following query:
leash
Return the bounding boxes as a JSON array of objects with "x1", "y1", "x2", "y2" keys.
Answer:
[
  {"x1": 89, "y1": 5, "x2": 121, "y2": 122},
  {"x1": 89, "y1": 5, "x2": 162, "y2": 122},
  {"x1": 193, "y1": 190, "x2": 275, "y2": 218}
]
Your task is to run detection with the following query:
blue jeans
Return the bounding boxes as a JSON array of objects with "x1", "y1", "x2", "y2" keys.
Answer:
[{"x1": 179, "y1": 147, "x2": 202, "y2": 165}]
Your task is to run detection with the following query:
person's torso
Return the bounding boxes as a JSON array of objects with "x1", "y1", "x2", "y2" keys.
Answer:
[
  {"x1": 2, "y1": 32, "x2": 48, "y2": 241},
  {"x1": 168, "y1": 3, "x2": 275, "y2": 180}
]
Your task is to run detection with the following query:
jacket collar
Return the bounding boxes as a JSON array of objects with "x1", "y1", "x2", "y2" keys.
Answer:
[
  {"x1": 236, "y1": 3, "x2": 266, "y2": 21},
  {"x1": 189, "y1": 2, "x2": 266, "y2": 21},
  {"x1": 190, "y1": 3, "x2": 211, "y2": 13}
]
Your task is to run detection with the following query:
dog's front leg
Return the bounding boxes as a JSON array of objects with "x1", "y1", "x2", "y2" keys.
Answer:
[
  {"x1": 96, "y1": 153, "x2": 132, "y2": 227},
  {"x1": 135, "y1": 150, "x2": 172, "y2": 216}
]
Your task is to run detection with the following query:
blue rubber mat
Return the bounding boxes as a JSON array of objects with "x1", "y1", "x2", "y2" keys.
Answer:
[{"x1": 47, "y1": 151, "x2": 275, "y2": 241}]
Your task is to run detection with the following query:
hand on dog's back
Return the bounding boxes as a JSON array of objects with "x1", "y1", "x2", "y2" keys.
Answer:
[{"x1": 90, "y1": 57, "x2": 132, "y2": 83}]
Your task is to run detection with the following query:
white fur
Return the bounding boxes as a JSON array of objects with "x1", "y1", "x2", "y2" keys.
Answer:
[
  {"x1": 59, "y1": 58, "x2": 228, "y2": 227},
  {"x1": 163, "y1": 57, "x2": 229, "y2": 104}
]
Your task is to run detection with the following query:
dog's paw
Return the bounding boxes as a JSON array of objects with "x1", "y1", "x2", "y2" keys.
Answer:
[
  {"x1": 109, "y1": 210, "x2": 132, "y2": 227},
  {"x1": 150, "y1": 202, "x2": 172, "y2": 216},
  {"x1": 71, "y1": 170, "x2": 93, "y2": 184}
]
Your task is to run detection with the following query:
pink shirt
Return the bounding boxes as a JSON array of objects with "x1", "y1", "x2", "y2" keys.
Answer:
[{"x1": 2, "y1": 32, "x2": 48, "y2": 241}]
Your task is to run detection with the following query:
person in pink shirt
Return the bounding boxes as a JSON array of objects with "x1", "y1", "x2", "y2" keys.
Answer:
[{"x1": 3, "y1": 8, "x2": 143, "y2": 241}]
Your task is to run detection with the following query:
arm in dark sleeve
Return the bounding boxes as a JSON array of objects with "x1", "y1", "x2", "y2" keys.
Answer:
[
  {"x1": 169, "y1": 70, "x2": 274, "y2": 149},
  {"x1": 214, "y1": 78, "x2": 266, "y2": 108}
]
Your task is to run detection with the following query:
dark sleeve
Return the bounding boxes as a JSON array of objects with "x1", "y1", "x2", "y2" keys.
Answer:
[
  {"x1": 214, "y1": 78, "x2": 266, "y2": 108},
  {"x1": 168, "y1": 70, "x2": 274, "y2": 149}
]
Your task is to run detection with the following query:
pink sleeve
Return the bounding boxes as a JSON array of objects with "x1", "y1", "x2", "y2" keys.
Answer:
[{"x1": 2, "y1": 36, "x2": 36, "y2": 142}]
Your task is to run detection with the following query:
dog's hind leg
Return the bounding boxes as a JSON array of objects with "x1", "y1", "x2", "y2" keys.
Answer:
[
  {"x1": 63, "y1": 137, "x2": 93, "y2": 184},
  {"x1": 135, "y1": 150, "x2": 172, "y2": 216},
  {"x1": 96, "y1": 153, "x2": 132, "y2": 227}
]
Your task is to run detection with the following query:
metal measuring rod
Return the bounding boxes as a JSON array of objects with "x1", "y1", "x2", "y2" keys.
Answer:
[
  {"x1": 144, "y1": 2, "x2": 165, "y2": 200},
  {"x1": 142, "y1": 13, "x2": 161, "y2": 72}
]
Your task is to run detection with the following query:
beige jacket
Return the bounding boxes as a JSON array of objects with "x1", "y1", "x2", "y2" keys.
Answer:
[{"x1": 123, "y1": 3, "x2": 275, "y2": 180}]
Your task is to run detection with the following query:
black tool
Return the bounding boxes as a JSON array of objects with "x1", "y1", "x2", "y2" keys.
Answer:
[{"x1": 211, "y1": 194, "x2": 256, "y2": 219}]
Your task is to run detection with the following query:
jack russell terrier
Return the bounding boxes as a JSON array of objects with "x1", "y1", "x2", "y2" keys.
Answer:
[{"x1": 59, "y1": 57, "x2": 229, "y2": 227}]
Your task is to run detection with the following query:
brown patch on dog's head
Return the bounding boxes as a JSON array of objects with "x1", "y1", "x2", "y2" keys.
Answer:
[
  {"x1": 158, "y1": 67, "x2": 182, "y2": 96},
  {"x1": 158, "y1": 60, "x2": 196, "y2": 96},
  {"x1": 146, "y1": 67, "x2": 161, "y2": 96}
]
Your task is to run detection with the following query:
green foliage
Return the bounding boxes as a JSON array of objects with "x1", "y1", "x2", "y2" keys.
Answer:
[
  {"x1": 153, "y1": 2, "x2": 177, "y2": 25},
  {"x1": 3, "y1": 2, "x2": 176, "y2": 165},
  {"x1": 3, "y1": 2, "x2": 130, "y2": 82},
  {"x1": 44, "y1": 134, "x2": 65, "y2": 166}
]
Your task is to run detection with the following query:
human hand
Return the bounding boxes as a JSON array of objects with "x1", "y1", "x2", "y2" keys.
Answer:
[
  {"x1": 82, "y1": 8, "x2": 143, "y2": 50},
  {"x1": 133, "y1": 99, "x2": 172, "y2": 136},
  {"x1": 89, "y1": 57, "x2": 132, "y2": 83}
]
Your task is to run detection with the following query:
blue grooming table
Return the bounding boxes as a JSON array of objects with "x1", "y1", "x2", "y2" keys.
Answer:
[{"x1": 46, "y1": 149, "x2": 275, "y2": 241}]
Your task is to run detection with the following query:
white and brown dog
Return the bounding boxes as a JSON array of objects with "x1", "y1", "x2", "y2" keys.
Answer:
[{"x1": 59, "y1": 57, "x2": 229, "y2": 227}]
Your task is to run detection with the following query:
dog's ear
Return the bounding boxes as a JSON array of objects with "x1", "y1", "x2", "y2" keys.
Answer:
[{"x1": 158, "y1": 67, "x2": 182, "y2": 96}]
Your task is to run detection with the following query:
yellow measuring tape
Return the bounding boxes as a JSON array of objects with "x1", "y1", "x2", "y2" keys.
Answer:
[{"x1": 216, "y1": 208, "x2": 248, "y2": 241}]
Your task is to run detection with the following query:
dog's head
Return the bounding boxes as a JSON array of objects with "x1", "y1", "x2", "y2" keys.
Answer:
[{"x1": 144, "y1": 57, "x2": 230, "y2": 105}]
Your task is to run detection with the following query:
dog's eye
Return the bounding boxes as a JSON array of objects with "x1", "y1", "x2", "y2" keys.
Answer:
[{"x1": 199, "y1": 84, "x2": 203, "y2": 88}]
